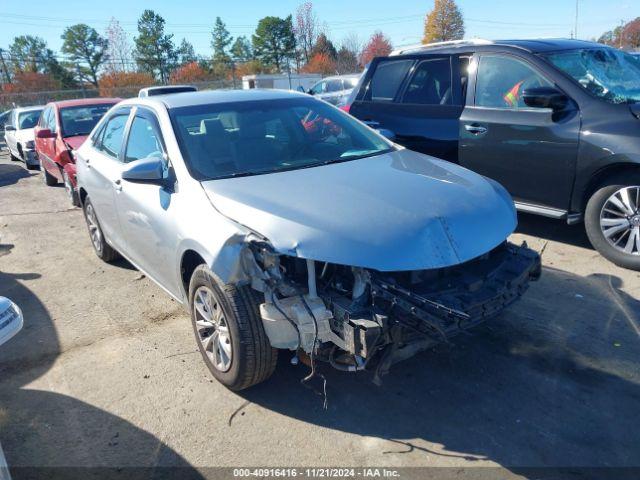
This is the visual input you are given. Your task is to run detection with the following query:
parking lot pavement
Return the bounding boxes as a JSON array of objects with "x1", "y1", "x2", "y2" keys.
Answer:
[{"x1": 0, "y1": 151, "x2": 639, "y2": 475}]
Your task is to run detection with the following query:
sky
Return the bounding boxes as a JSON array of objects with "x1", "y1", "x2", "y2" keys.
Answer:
[{"x1": 0, "y1": 0, "x2": 636, "y2": 56}]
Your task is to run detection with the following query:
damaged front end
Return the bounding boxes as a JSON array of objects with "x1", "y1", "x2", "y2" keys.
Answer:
[{"x1": 243, "y1": 240, "x2": 541, "y2": 382}]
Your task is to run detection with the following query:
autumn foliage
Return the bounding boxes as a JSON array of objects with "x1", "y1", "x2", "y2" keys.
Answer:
[
  {"x1": 98, "y1": 71, "x2": 155, "y2": 97},
  {"x1": 169, "y1": 62, "x2": 208, "y2": 84},
  {"x1": 2, "y1": 72, "x2": 59, "y2": 93},
  {"x1": 301, "y1": 53, "x2": 336, "y2": 75},
  {"x1": 360, "y1": 31, "x2": 392, "y2": 66}
]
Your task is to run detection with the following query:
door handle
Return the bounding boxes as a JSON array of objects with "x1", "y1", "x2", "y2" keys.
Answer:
[
  {"x1": 464, "y1": 124, "x2": 488, "y2": 135},
  {"x1": 85, "y1": 158, "x2": 91, "y2": 169},
  {"x1": 114, "y1": 179, "x2": 122, "y2": 192}
]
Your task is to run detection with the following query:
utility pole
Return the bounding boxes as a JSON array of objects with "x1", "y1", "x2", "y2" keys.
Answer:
[
  {"x1": 75, "y1": 62, "x2": 86, "y2": 98},
  {"x1": 619, "y1": 19, "x2": 625, "y2": 48},
  {"x1": 574, "y1": 0, "x2": 579, "y2": 39},
  {"x1": 0, "y1": 49, "x2": 11, "y2": 84}
]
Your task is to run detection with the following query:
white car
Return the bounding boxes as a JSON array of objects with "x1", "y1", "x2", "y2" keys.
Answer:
[{"x1": 4, "y1": 106, "x2": 44, "y2": 170}]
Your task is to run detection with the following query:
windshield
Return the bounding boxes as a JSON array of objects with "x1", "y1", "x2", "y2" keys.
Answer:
[
  {"x1": 18, "y1": 110, "x2": 42, "y2": 129},
  {"x1": 170, "y1": 97, "x2": 393, "y2": 180},
  {"x1": 544, "y1": 48, "x2": 640, "y2": 104},
  {"x1": 60, "y1": 104, "x2": 115, "y2": 137}
]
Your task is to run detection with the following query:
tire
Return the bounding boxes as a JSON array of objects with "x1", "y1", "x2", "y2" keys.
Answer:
[
  {"x1": 82, "y1": 197, "x2": 119, "y2": 262},
  {"x1": 9, "y1": 151, "x2": 19, "y2": 162},
  {"x1": 26, "y1": 162, "x2": 39, "y2": 171},
  {"x1": 42, "y1": 163, "x2": 57, "y2": 186},
  {"x1": 189, "y1": 264, "x2": 277, "y2": 390},
  {"x1": 585, "y1": 175, "x2": 640, "y2": 271},
  {"x1": 63, "y1": 170, "x2": 80, "y2": 207}
]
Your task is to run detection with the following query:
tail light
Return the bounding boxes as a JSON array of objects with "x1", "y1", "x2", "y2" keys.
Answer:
[{"x1": 339, "y1": 104, "x2": 350, "y2": 113}]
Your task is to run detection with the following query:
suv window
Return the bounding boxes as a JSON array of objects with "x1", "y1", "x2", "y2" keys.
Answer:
[
  {"x1": 402, "y1": 58, "x2": 452, "y2": 105},
  {"x1": 98, "y1": 114, "x2": 129, "y2": 159},
  {"x1": 475, "y1": 55, "x2": 551, "y2": 109},
  {"x1": 310, "y1": 81, "x2": 326, "y2": 95},
  {"x1": 327, "y1": 80, "x2": 344, "y2": 93},
  {"x1": 369, "y1": 59, "x2": 413, "y2": 101},
  {"x1": 125, "y1": 116, "x2": 163, "y2": 163}
]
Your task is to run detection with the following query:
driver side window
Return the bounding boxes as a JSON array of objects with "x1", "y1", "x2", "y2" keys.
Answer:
[
  {"x1": 475, "y1": 55, "x2": 551, "y2": 109},
  {"x1": 125, "y1": 116, "x2": 163, "y2": 163}
]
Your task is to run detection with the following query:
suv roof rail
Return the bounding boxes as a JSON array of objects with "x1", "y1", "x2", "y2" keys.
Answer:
[{"x1": 390, "y1": 39, "x2": 493, "y2": 56}]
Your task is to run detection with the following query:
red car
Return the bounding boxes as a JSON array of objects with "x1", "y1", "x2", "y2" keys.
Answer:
[{"x1": 35, "y1": 98, "x2": 120, "y2": 205}]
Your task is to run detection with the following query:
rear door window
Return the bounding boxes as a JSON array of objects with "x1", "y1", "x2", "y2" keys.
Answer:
[
  {"x1": 98, "y1": 114, "x2": 129, "y2": 160},
  {"x1": 401, "y1": 57, "x2": 452, "y2": 105},
  {"x1": 369, "y1": 59, "x2": 413, "y2": 101}
]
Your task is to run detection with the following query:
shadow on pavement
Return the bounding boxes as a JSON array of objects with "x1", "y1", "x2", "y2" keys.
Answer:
[
  {"x1": 515, "y1": 212, "x2": 593, "y2": 250},
  {"x1": 0, "y1": 163, "x2": 33, "y2": 188},
  {"x1": 243, "y1": 267, "x2": 640, "y2": 473},
  {"x1": 0, "y1": 248, "x2": 205, "y2": 479}
]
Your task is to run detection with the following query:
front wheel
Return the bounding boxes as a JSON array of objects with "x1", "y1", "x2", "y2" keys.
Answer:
[
  {"x1": 585, "y1": 179, "x2": 640, "y2": 271},
  {"x1": 189, "y1": 265, "x2": 277, "y2": 390},
  {"x1": 82, "y1": 197, "x2": 119, "y2": 262},
  {"x1": 63, "y1": 170, "x2": 80, "y2": 207}
]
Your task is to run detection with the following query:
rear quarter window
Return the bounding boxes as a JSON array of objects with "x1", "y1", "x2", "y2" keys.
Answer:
[{"x1": 369, "y1": 59, "x2": 414, "y2": 102}]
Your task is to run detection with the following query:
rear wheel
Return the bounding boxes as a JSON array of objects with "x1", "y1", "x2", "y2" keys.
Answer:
[
  {"x1": 189, "y1": 265, "x2": 277, "y2": 390},
  {"x1": 63, "y1": 170, "x2": 80, "y2": 207},
  {"x1": 82, "y1": 197, "x2": 119, "y2": 262},
  {"x1": 585, "y1": 176, "x2": 640, "y2": 271},
  {"x1": 41, "y1": 163, "x2": 57, "y2": 186}
]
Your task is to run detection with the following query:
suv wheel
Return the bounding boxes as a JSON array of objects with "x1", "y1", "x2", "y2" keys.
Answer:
[
  {"x1": 82, "y1": 197, "x2": 119, "y2": 262},
  {"x1": 585, "y1": 177, "x2": 640, "y2": 271},
  {"x1": 63, "y1": 170, "x2": 80, "y2": 207},
  {"x1": 188, "y1": 265, "x2": 277, "y2": 390}
]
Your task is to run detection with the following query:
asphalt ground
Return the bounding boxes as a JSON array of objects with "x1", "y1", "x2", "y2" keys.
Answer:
[{"x1": 0, "y1": 150, "x2": 638, "y2": 479}]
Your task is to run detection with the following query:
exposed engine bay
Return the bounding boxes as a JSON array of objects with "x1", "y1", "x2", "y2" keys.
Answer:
[{"x1": 245, "y1": 240, "x2": 541, "y2": 382}]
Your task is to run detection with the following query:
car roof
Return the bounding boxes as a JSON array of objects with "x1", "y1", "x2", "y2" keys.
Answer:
[
  {"x1": 321, "y1": 74, "x2": 361, "y2": 81},
  {"x1": 392, "y1": 38, "x2": 603, "y2": 56},
  {"x1": 125, "y1": 89, "x2": 310, "y2": 110},
  {"x1": 15, "y1": 105, "x2": 44, "y2": 113},
  {"x1": 50, "y1": 98, "x2": 121, "y2": 109}
]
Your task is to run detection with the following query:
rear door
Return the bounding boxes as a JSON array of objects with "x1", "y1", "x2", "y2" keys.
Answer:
[
  {"x1": 459, "y1": 53, "x2": 580, "y2": 211},
  {"x1": 79, "y1": 107, "x2": 131, "y2": 249},
  {"x1": 350, "y1": 55, "x2": 464, "y2": 162}
]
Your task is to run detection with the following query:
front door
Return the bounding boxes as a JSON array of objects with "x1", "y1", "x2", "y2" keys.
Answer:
[
  {"x1": 459, "y1": 53, "x2": 580, "y2": 211},
  {"x1": 114, "y1": 107, "x2": 179, "y2": 296}
]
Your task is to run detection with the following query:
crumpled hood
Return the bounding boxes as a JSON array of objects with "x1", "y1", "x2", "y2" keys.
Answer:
[
  {"x1": 63, "y1": 135, "x2": 88, "y2": 150},
  {"x1": 202, "y1": 149, "x2": 517, "y2": 271}
]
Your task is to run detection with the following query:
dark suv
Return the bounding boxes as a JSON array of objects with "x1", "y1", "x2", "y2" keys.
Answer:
[{"x1": 348, "y1": 39, "x2": 640, "y2": 270}]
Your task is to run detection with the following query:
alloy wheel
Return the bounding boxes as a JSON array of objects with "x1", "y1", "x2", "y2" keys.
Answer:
[
  {"x1": 600, "y1": 186, "x2": 640, "y2": 256},
  {"x1": 85, "y1": 203, "x2": 103, "y2": 255},
  {"x1": 193, "y1": 286, "x2": 233, "y2": 372}
]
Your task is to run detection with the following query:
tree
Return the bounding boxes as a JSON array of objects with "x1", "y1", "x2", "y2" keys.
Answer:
[
  {"x1": 9, "y1": 36, "x2": 48, "y2": 73},
  {"x1": 211, "y1": 17, "x2": 233, "y2": 66},
  {"x1": 105, "y1": 18, "x2": 132, "y2": 73},
  {"x1": 310, "y1": 33, "x2": 337, "y2": 60},
  {"x1": 252, "y1": 16, "x2": 297, "y2": 71},
  {"x1": 98, "y1": 71, "x2": 154, "y2": 97},
  {"x1": 294, "y1": 2, "x2": 321, "y2": 64},
  {"x1": 336, "y1": 46, "x2": 359, "y2": 74},
  {"x1": 170, "y1": 61, "x2": 208, "y2": 84},
  {"x1": 177, "y1": 38, "x2": 196, "y2": 65},
  {"x1": 423, "y1": 0, "x2": 465, "y2": 44},
  {"x1": 2, "y1": 72, "x2": 58, "y2": 93},
  {"x1": 230, "y1": 36, "x2": 253, "y2": 63},
  {"x1": 61, "y1": 24, "x2": 108, "y2": 87},
  {"x1": 599, "y1": 18, "x2": 640, "y2": 49},
  {"x1": 302, "y1": 53, "x2": 336, "y2": 75},
  {"x1": 134, "y1": 9, "x2": 176, "y2": 83},
  {"x1": 360, "y1": 31, "x2": 392, "y2": 66}
]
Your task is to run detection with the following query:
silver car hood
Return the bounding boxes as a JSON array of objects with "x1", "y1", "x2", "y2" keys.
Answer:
[{"x1": 201, "y1": 149, "x2": 517, "y2": 271}]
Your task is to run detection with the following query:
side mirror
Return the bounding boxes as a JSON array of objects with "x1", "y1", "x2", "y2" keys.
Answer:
[
  {"x1": 36, "y1": 128, "x2": 55, "y2": 139},
  {"x1": 122, "y1": 156, "x2": 165, "y2": 184},
  {"x1": 0, "y1": 297, "x2": 23, "y2": 347},
  {"x1": 522, "y1": 87, "x2": 569, "y2": 111},
  {"x1": 4, "y1": 125, "x2": 15, "y2": 131}
]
